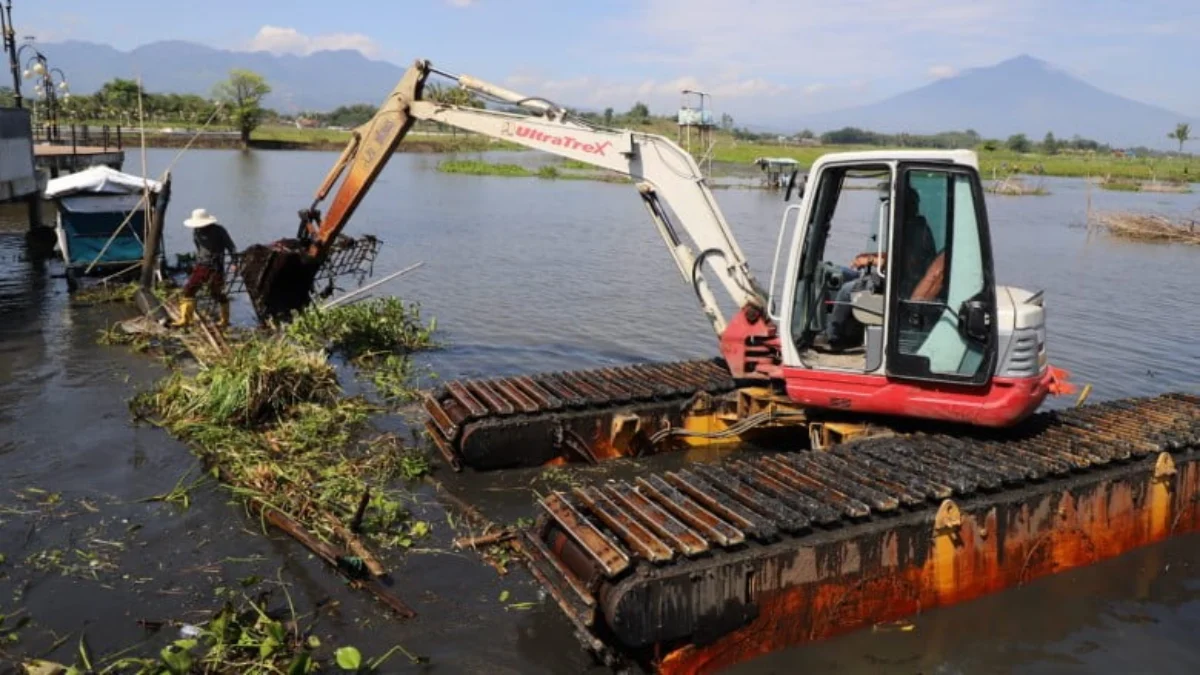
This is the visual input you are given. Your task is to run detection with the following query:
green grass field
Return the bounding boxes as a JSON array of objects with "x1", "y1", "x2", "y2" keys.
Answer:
[
  {"x1": 251, "y1": 126, "x2": 352, "y2": 144},
  {"x1": 712, "y1": 142, "x2": 1196, "y2": 183}
]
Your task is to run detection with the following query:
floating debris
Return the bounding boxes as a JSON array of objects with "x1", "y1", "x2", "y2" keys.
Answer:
[
  {"x1": 1097, "y1": 176, "x2": 1193, "y2": 193},
  {"x1": 121, "y1": 295, "x2": 440, "y2": 616},
  {"x1": 1090, "y1": 211, "x2": 1200, "y2": 245},
  {"x1": 986, "y1": 175, "x2": 1049, "y2": 195}
]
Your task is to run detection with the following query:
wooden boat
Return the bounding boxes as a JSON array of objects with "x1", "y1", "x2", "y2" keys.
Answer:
[{"x1": 42, "y1": 165, "x2": 170, "y2": 289}]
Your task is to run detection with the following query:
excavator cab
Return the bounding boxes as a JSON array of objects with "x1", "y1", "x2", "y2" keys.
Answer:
[{"x1": 767, "y1": 151, "x2": 1048, "y2": 427}]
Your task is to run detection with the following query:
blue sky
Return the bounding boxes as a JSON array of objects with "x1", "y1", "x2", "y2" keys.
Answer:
[{"x1": 16, "y1": 0, "x2": 1200, "y2": 123}]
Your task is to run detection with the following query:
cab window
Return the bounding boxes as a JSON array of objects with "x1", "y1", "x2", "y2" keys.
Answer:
[{"x1": 887, "y1": 167, "x2": 991, "y2": 382}]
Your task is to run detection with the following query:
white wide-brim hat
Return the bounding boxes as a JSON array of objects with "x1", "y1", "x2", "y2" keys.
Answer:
[{"x1": 184, "y1": 208, "x2": 219, "y2": 229}]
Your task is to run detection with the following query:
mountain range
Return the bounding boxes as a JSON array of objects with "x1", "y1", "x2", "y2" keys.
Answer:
[
  {"x1": 798, "y1": 55, "x2": 1195, "y2": 149},
  {"x1": 29, "y1": 40, "x2": 405, "y2": 114},
  {"x1": 30, "y1": 41, "x2": 1197, "y2": 149}
]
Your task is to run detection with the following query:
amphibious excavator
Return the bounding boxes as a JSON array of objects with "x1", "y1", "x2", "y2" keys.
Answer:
[
  {"x1": 245, "y1": 58, "x2": 1072, "y2": 468},
  {"x1": 242, "y1": 59, "x2": 1200, "y2": 673}
]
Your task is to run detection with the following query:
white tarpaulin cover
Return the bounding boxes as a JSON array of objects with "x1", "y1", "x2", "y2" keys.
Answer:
[
  {"x1": 60, "y1": 193, "x2": 147, "y2": 213},
  {"x1": 44, "y1": 165, "x2": 163, "y2": 199}
]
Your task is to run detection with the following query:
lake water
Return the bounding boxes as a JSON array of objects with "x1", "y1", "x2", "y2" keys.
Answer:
[{"x1": 1, "y1": 147, "x2": 1198, "y2": 673}]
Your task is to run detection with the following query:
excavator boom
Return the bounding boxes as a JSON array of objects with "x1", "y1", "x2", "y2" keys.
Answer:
[
  {"x1": 250, "y1": 60, "x2": 773, "y2": 365},
  {"x1": 302, "y1": 65, "x2": 428, "y2": 259}
]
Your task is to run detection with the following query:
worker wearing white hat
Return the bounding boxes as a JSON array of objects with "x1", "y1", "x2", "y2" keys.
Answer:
[{"x1": 173, "y1": 208, "x2": 239, "y2": 329}]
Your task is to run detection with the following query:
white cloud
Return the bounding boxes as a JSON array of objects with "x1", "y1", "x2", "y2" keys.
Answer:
[
  {"x1": 446, "y1": 0, "x2": 477, "y2": 6},
  {"x1": 627, "y1": 0, "x2": 1035, "y2": 80},
  {"x1": 928, "y1": 65, "x2": 957, "y2": 78},
  {"x1": 804, "y1": 83, "x2": 828, "y2": 95},
  {"x1": 247, "y1": 25, "x2": 382, "y2": 58},
  {"x1": 502, "y1": 72, "x2": 789, "y2": 113}
]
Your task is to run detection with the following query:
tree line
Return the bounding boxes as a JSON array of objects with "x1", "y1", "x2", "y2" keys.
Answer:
[
  {"x1": 5, "y1": 70, "x2": 272, "y2": 147},
  {"x1": 9, "y1": 73, "x2": 1190, "y2": 157}
]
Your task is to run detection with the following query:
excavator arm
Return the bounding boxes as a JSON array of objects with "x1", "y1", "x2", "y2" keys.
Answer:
[
  {"x1": 299, "y1": 64, "x2": 428, "y2": 259},
  {"x1": 284, "y1": 59, "x2": 780, "y2": 378}
]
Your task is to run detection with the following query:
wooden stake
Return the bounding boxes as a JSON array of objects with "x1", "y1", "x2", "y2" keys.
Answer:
[
  {"x1": 328, "y1": 518, "x2": 386, "y2": 578},
  {"x1": 260, "y1": 505, "x2": 414, "y2": 618},
  {"x1": 453, "y1": 529, "x2": 515, "y2": 550},
  {"x1": 350, "y1": 487, "x2": 370, "y2": 533}
]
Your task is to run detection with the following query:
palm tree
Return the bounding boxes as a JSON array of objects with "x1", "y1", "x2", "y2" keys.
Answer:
[{"x1": 1168, "y1": 122, "x2": 1191, "y2": 153}]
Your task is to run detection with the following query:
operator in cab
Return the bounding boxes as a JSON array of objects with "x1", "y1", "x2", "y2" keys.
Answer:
[
  {"x1": 816, "y1": 187, "x2": 943, "y2": 352},
  {"x1": 172, "y1": 208, "x2": 239, "y2": 329}
]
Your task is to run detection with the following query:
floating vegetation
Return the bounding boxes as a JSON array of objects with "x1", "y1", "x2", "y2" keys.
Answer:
[
  {"x1": 72, "y1": 281, "x2": 143, "y2": 305},
  {"x1": 1089, "y1": 211, "x2": 1200, "y2": 245},
  {"x1": 97, "y1": 322, "x2": 153, "y2": 353},
  {"x1": 1140, "y1": 180, "x2": 1193, "y2": 194},
  {"x1": 285, "y1": 297, "x2": 438, "y2": 404},
  {"x1": 986, "y1": 175, "x2": 1049, "y2": 196},
  {"x1": 285, "y1": 297, "x2": 436, "y2": 363},
  {"x1": 1095, "y1": 176, "x2": 1192, "y2": 193},
  {"x1": 437, "y1": 159, "x2": 533, "y2": 177},
  {"x1": 23, "y1": 592, "x2": 425, "y2": 674},
  {"x1": 72, "y1": 279, "x2": 183, "y2": 306},
  {"x1": 1097, "y1": 176, "x2": 1141, "y2": 192},
  {"x1": 130, "y1": 331, "x2": 435, "y2": 559},
  {"x1": 370, "y1": 354, "x2": 435, "y2": 404},
  {"x1": 437, "y1": 158, "x2": 629, "y2": 183}
]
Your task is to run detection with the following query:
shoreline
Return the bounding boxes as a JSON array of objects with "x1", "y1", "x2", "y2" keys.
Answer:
[
  {"x1": 130, "y1": 132, "x2": 518, "y2": 153},
  {"x1": 107, "y1": 129, "x2": 1199, "y2": 185}
]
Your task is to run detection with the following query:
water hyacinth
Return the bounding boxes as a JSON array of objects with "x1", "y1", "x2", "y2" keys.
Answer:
[
  {"x1": 285, "y1": 297, "x2": 437, "y2": 363},
  {"x1": 130, "y1": 300, "x2": 439, "y2": 551}
]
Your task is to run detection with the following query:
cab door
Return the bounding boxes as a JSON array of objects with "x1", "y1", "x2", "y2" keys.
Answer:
[{"x1": 884, "y1": 163, "x2": 997, "y2": 386}]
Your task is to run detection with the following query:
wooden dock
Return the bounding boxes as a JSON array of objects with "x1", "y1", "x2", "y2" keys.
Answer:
[{"x1": 34, "y1": 143, "x2": 125, "y2": 176}]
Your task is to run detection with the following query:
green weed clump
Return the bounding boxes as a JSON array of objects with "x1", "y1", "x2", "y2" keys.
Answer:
[
  {"x1": 437, "y1": 159, "x2": 533, "y2": 177},
  {"x1": 1098, "y1": 176, "x2": 1142, "y2": 192},
  {"x1": 34, "y1": 593, "x2": 424, "y2": 674},
  {"x1": 285, "y1": 298, "x2": 437, "y2": 403},
  {"x1": 285, "y1": 297, "x2": 437, "y2": 363},
  {"x1": 74, "y1": 279, "x2": 184, "y2": 306},
  {"x1": 72, "y1": 281, "x2": 142, "y2": 305},
  {"x1": 131, "y1": 333, "x2": 432, "y2": 551},
  {"x1": 145, "y1": 337, "x2": 340, "y2": 427}
]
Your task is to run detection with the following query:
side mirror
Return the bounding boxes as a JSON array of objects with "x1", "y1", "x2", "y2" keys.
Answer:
[{"x1": 957, "y1": 299, "x2": 991, "y2": 342}]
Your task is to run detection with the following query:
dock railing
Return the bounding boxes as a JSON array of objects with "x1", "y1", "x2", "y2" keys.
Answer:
[{"x1": 33, "y1": 123, "x2": 125, "y2": 152}]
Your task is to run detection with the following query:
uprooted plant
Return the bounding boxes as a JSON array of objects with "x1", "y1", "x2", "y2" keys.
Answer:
[{"x1": 130, "y1": 333, "x2": 434, "y2": 554}]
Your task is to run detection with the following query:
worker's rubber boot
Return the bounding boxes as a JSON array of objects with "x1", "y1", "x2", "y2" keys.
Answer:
[
  {"x1": 217, "y1": 301, "x2": 231, "y2": 329},
  {"x1": 172, "y1": 298, "x2": 195, "y2": 328}
]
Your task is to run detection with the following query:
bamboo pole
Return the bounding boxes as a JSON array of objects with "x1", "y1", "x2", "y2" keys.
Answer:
[{"x1": 320, "y1": 261, "x2": 424, "y2": 310}]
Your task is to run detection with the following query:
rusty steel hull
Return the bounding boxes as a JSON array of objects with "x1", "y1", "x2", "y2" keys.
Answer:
[
  {"x1": 516, "y1": 393, "x2": 1200, "y2": 673},
  {"x1": 422, "y1": 359, "x2": 737, "y2": 470}
]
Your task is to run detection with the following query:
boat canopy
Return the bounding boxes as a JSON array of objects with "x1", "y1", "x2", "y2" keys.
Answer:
[{"x1": 43, "y1": 165, "x2": 163, "y2": 200}]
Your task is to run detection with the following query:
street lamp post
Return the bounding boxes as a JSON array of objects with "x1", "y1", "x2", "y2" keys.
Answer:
[
  {"x1": 1, "y1": 0, "x2": 21, "y2": 108},
  {"x1": 20, "y1": 46, "x2": 69, "y2": 141}
]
